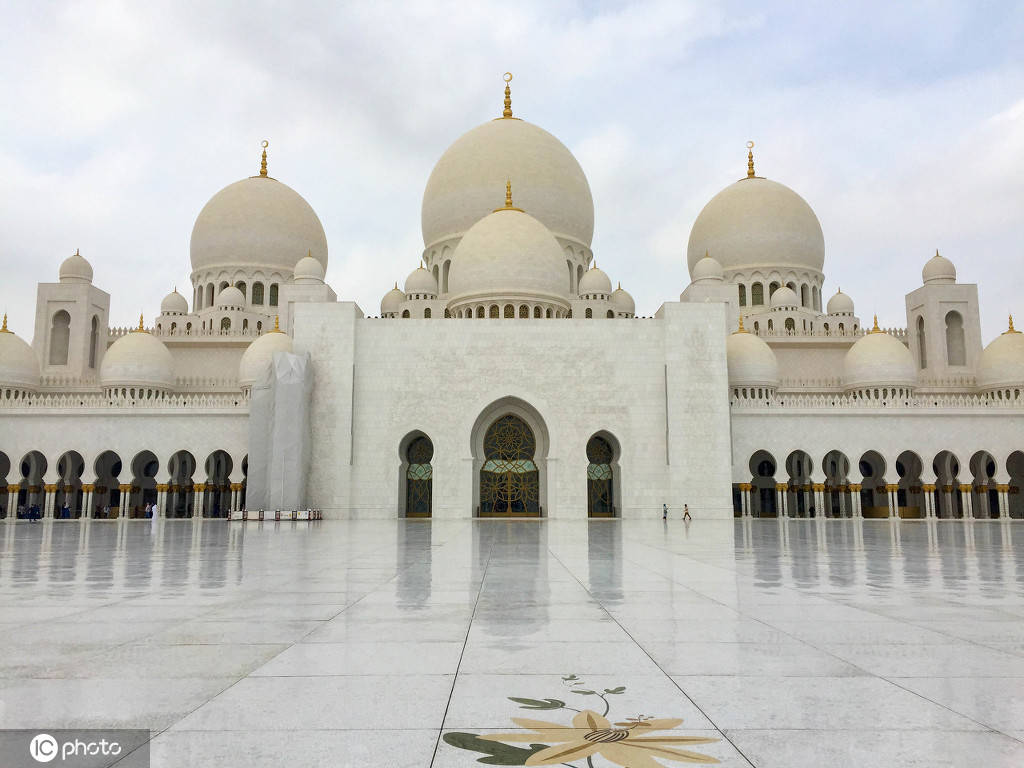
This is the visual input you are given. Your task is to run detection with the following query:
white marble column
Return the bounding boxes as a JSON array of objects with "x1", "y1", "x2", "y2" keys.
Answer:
[
  {"x1": 998, "y1": 485, "x2": 1010, "y2": 519},
  {"x1": 851, "y1": 485, "x2": 863, "y2": 518},
  {"x1": 192, "y1": 486, "x2": 204, "y2": 519},
  {"x1": 888, "y1": 485, "x2": 898, "y2": 518},
  {"x1": 6, "y1": 486, "x2": 17, "y2": 520},
  {"x1": 961, "y1": 485, "x2": 974, "y2": 519},
  {"x1": 155, "y1": 486, "x2": 166, "y2": 517},
  {"x1": 741, "y1": 485, "x2": 751, "y2": 517}
]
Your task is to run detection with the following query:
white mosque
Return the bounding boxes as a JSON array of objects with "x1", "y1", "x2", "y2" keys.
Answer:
[{"x1": 1, "y1": 75, "x2": 1023, "y2": 521}]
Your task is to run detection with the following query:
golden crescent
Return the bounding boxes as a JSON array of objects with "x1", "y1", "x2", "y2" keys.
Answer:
[
  {"x1": 261, "y1": 140, "x2": 269, "y2": 148},
  {"x1": 746, "y1": 140, "x2": 755, "y2": 149},
  {"x1": 503, "y1": 72, "x2": 513, "y2": 83}
]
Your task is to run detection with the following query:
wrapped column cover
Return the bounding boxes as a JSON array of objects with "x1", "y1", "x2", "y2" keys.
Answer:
[{"x1": 246, "y1": 351, "x2": 313, "y2": 510}]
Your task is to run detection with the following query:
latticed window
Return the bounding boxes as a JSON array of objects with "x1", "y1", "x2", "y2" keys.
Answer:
[
  {"x1": 586, "y1": 436, "x2": 614, "y2": 517},
  {"x1": 405, "y1": 436, "x2": 433, "y2": 517},
  {"x1": 504, "y1": 304, "x2": 514, "y2": 318},
  {"x1": 519, "y1": 304, "x2": 529, "y2": 318},
  {"x1": 479, "y1": 415, "x2": 539, "y2": 517},
  {"x1": 489, "y1": 305, "x2": 499, "y2": 318}
]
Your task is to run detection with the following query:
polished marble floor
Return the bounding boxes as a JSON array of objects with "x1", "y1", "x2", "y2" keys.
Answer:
[{"x1": 1, "y1": 518, "x2": 1023, "y2": 767}]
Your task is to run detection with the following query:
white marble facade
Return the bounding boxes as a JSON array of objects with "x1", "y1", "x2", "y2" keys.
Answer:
[{"x1": 1, "y1": 79, "x2": 1023, "y2": 520}]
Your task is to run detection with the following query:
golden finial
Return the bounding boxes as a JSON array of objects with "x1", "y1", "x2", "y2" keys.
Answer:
[
  {"x1": 869, "y1": 314, "x2": 882, "y2": 334},
  {"x1": 1006, "y1": 314, "x2": 1020, "y2": 334},
  {"x1": 75, "y1": 248, "x2": 80, "y2": 257},
  {"x1": 394, "y1": 281, "x2": 398, "y2": 290},
  {"x1": 746, "y1": 141, "x2": 756, "y2": 178},
  {"x1": 259, "y1": 140, "x2": 269, "y2": 177},
  {"x1": 736, "y1": 313, "x2": 747, "y2": 333},
  {"x1": 617, "y1": 281, "x2": 622, "y2": 290},
  {"x1": 935, "y1": 248, "x2": 940, "y2": 258},
  {"x1": 502, "y1": 72, "x2": 513, "y2": 118},
  {"x1": 273, "y1": 315, "x2": 281, "y2": 332},
  {"x1": 134, "y1": 313, "x2": 148, "y2": 333},
  {"x1": 0, "y1": 313, "x2": 9, "y2": 333},
  {"x1": 495, "y1": 179, "x2": 523, "y2": 212}
]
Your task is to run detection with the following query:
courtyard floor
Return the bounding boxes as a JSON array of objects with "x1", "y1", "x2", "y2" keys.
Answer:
[{"x1": 1, "y1": 518, "x2": 1023, "y2": 767}]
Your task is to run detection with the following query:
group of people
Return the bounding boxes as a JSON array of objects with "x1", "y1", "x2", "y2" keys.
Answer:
[{"x1": 663, "y1": 503, "x2": 692, "y2": 521}]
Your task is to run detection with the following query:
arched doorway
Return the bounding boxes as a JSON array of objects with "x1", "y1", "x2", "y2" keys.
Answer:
[
  {"x1": 586, "y1": 435, "x2": 615, "y2": 518},
  {"x1": 479, "y1": 414, "x2": 540, "y2": 517},
  {"x1": 404, "y1": 435, "x2": 433, "y2": 518},
  {"x1": 896, "y1": 450, "x2": 924, "y2": 518},
  {"x1": 748, "y1": 450, "x2": 777, "y2": 517},
  {"x1": 822, "y1": 449, "x2": 851, "y2": 517},
  {"x1": 56, "y1": 450, "x2": 85, "y2": 518},
  {"x1": 93, "y1": 450, "x2": 122, "y2": 517}
]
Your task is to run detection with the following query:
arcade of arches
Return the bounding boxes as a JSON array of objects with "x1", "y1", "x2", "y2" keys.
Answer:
[
  {"x1": 736, "y1": 448, "x2": 1024, "y2": 519},
  {"x1": 0, "y1": 448, "x2": 246, "y2": 520}
]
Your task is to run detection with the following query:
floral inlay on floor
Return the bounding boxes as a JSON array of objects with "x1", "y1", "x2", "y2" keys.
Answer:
[{"x1": 443, "y1": 674, "x2": 719, "y2": 766}]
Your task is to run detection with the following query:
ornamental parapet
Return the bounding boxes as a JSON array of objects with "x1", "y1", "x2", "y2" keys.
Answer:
[
  {"x1": 0, "y1": 392, "x2": 248, "y2": 411},
  {"x1": 730, "y1": 392, "x2": 1024, "y2": 410}
]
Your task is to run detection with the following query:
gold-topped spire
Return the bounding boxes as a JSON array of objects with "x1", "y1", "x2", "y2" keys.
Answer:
[
  {"x1": 746, "y1": 141, "x2": 756, "y2": 178},
  {"x1": 134, "y1": 313, "x2": 149, "y2": 334},
  {"x1": 259, "y1": 140, "x2": 269, "y2": 177},
  {"x1": 1006, "y1": 314, "x2": 1020, "y2": 334},
  {"x1": 869, "y1": 314, "x2": 882, "y2": 334},
  {"x1": 736, "y1": 313, "x2": 748, "y2": 333},
  {"x1": 502, "y1": 72, "x2": 513, "y2": 118},
  {"x1": 272, "y1": 315, "x2": 281, "y2": 332},
  {"x1": 75, "y1": 248, "x2": 80, "y2": 257},
  {"x1": 494, "y1": 179, "x2": 524, "y2": 212},
  {"x1": 1, "y1": 313, "x2": 9, "y2": 333},
  {"x1": 935, "y1": 248, "x2": 940, "y2": 258}
]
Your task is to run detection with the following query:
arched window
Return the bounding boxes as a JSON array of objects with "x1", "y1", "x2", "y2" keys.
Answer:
[
  {"x1": 917, "y1": 316, "x2": 927, "y2": 368},
  {"x1": 577, "y1": 264, "x2": 584, "y2": 291},
  {"x1": 567, "y1": 260, "x2": 574, "y2": 293},
  {"x1": 546, "y1": 308, "x2": 552, "y2": 318},
  {"x1": 235, "y1": 281, "x2": 247, "y2": 299},
  {"x1": 49, "y1": 310, "x2": 71, "y2": 365},
  {"x1": 479, "y1": 414, "x2": 539, "y2": 516},
  {"x1": 753, "y1": 321, "x2": 760, "y2": 333},
  {"x1": 813, "y1": 285, "x2": 820, "y2": 310},
  {"x1": 785, "y1": 318, "x2": 795, "y2": 332},
  {"x1": 432, "y1": 264, "x2": 440, "y2": 289},
  {"x1": 518, "y1": 304, "x2": 528, "y2": 318},
  {"x1": 88, "y1": 315, "x2": 99, "y2": 368},
  {"x1": 786, "y1": 281, "x2": 796, "y2": 293},
  {"x1": 585, "y1": 308, "x2": 593, "y2": 318},
  {"x1": 767, "y1": 319, "x2": 774, "y2": 332},
  {"x1": 945, "y1": 311, "x2": 965, "y2": 365},
  {"x1": 442, "y1": 260, "x2": 451, "y2": 294},
  {"x1": 738, "y1": 284, "x2": 747, "y2": 306},
  {"x1": 186, "y1": 322, "x2": 192, "y2": 334},
  {"x1": 824, "y1": 322, "x2": 830, "y2": 334},
  {"x1": 503, "y1": 304, "x2": 514, "y2": 318},
  {"x1": 801, "y1": 284, "x2": 809, "y2": 307},
  {"x1": 219, "y1": 281, "x2": 229, "y2": 293},
  {"x1": 444, "y1": 308, "x2": 450, "y2": 318},
  {"x1": 424, "y1": 308, "x2": 432, "y2": 318},
  {"x1": 242, "y1": 319, "x2": 248, "y2": 331},
  {"x1": 206, "y1": 284, "x2": 215, "y2": 307},
  {"x1": 220, "y1": 317, "x2": 231, "y2": 331},
  {"x1": 269, "y1": 284, "x2": 279, "y2": 306},
  {"x1": 489, "y1": 305, "x2": 499, "y2": 318},
  {"x1": 477, "y1": 306, "x2": 485, "y2": 318},
  {"x1": 533, "y1": 306, "x2": 542, "y2": 318},
  {"x1": 171, "y1": 322, "x2": 177, "y2": 333},
  {"x1": 405, "y1": 436, "x2": 433, "y2": 517},
  {"x1": 587, "y1": 435, "x2": 615, "y2": 517},
  {"x1": 252, "y1": 282, "x2": 265, "y2": 305},
  {"x1": 751, "y1": 282, "x2": 764, "y2": 305},
  {"x1": 401, "y1": 310, "x2": 410, "y2": 318},
  {"x1": 769, "y1": 281, "x2": 780, "y2": 298},
  {"x1": 256, "y1": 321, "x2": 262, "y2": 333},
  {"x1": 606, "y1": 310, "x2": 614, "y2": 318},
  {"x1": 838, "y1": 322, "x2": 845, "y2": 333}
]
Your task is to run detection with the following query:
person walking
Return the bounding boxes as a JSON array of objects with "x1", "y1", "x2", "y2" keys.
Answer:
[
  {"x1": 662, "y1": 503, "x2": 668, "y2": 520},
  {"x1": 682, "y1": 504, "x2": 692, "y2": 521}
]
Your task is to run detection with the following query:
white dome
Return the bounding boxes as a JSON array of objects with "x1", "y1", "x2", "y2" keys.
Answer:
[
  {"x1": 770, "y1": 285, "x2": 799, "y2": 308},
  {"x1": 827, "y1": 288, "x2": 854, "y2": 315},
  {"x1": 216, "y1": 286, "x2": 245, "y2": 309},
  {"x1": 190, "y1": 175, "x2": 328, "y2": 275},
  {"x1": 422, "y1": 117, "x2": 594, "y2": 250},
  {"x1": 100, "y1": 329, "x2": 175, "y2": 390},
  {"x1": 0, "y1": 321, "x2": 40, "y2": 390},
  {"x1": 727, "y1": 327, "x2": 779, "y2": 387},
  {"x1": 687, "y1": 176, "x2": 824, "y2": 277},
  {"x1": 578, "y1": 265, "x2": 612, "y2": 295},
  {"x1": 977, "y1": 321, "x2": 1024, "y2": 391},
  {"x1": 922, "y1": 250, "x2": 956, "y2": 284},
  {"x1": 691, "y1": 254, "x2": 724, "y2": 282},
  {"x1": 293, "y1": 253, "x2": 325, "y2": 282},
  {"x1": 609, "y1": 284, "x2": 635, "y2": 315},
  {"x1": 59, "y1": 250, "x2": 93, "y2": 284},
  {"x1": 238, "y1": 328, "x2": 293, "y2": 388},
  {"x1": 160, "y1": 289, "x2": 189, "y2": 315},
  {"x1": 842, "y1": 324, "x2": 916, "y2": 390},
  {"x1": 404, "y1": 266, "x2": 438, "y2": 296},
  {"x1": 447, "y1": 204, "x2": 570, "y2": 306},
  {"x1": 381, "y1": 285, "x2": 405, "y2": 316}
]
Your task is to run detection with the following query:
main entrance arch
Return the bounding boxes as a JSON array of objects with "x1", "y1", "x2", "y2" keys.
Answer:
[{"x1": 479, "y1": 414, "x2": 540, "y2": 517}]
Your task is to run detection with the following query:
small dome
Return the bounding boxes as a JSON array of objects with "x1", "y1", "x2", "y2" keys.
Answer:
[
  {"x1": 770, "y1": 286, "x2": 799, "y2": 308},
  {"x1": 609, "y1": 284, "x2": 635, "y2": 315},
  {"x1": 294, "y1": 253, "x2": 325, "y2": 282},
  {"x1": 100, "y1": 327, "x2": 175, "y2": 390},
  {"x1": 727, "y1": 325, "x2": 779, "y2": 387},
  {"x1": 216, "y1": 286, "x2": 245, "y2": 309},
  {"x1": 578, "y1": 265, "x2": 612, "y2": 295},
  {"x1": 238, "y1": 326, "x2": 293, "y2": 388},
  {"x1": 842, "y1": 322, "x2": 916, "y2": 390},
  {"x1": 687, "y1": 175, "x2": 824, "y2": 277},
  {"x1": 404, "y1": 266, "x2": 438, "y2": 296},
  {"x1": 827, "y1": 288, "x2": 854, "y2": 315},
  {"x1": 59, "y1": 249, "x2": 93, "y2": 284},
  {"x1": 977, "y1": 319, "x2": 1024, "y2": 391},
  {"x1": 381, "y1": 284, "x2": 405, "y2": 316},
  {"x1": 691, "y1": 254, "x2": 724, "y2": 282},
  {"x1": 447, "y1": 202, "x2": 570, "y2": 306},
  {"x1": 161, "y1": 289, "x2": 189, "y2": 315},
  {"x1": 422, "y1": 115, "x2": 594, "y2": 250},
  {"x1": 190, "y1": 174, "x2": 328, "y2": 276},
  {"x1": 922, "y1": 249, "x2": 956, "y2": 284},
  {"x1": 0, "y1": 320, "x2": 40, "y2": 390}
]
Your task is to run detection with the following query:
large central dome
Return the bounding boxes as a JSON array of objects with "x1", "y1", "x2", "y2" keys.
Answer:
[{"x1": 422, "y1": 117, "x2": 594, "y2": 251}]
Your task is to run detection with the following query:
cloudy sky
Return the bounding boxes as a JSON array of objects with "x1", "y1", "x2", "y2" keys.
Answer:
[{"x1": 1, "y1": 1, "x2": 1021, "y2": 340}]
